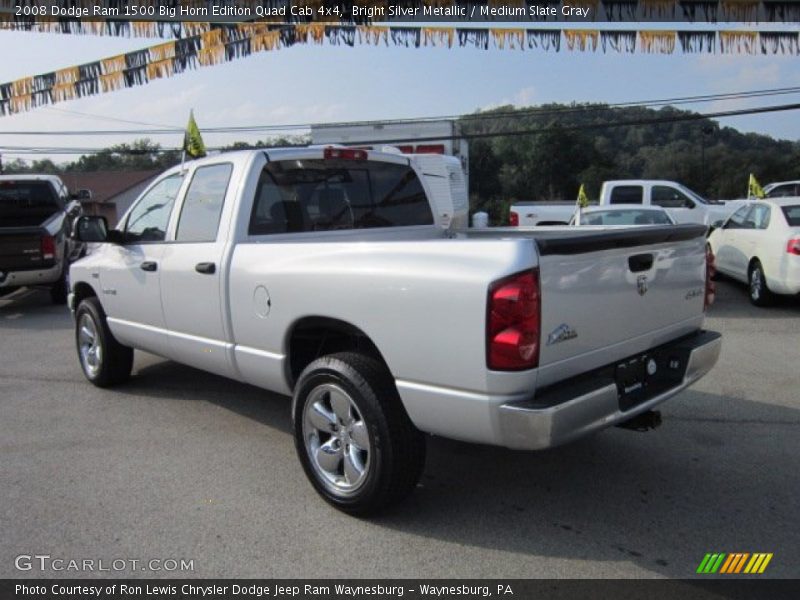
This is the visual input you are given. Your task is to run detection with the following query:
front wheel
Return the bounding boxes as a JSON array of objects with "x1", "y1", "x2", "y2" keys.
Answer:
[
  {"x1": 748, "y1": 260, "x2": 774, "y2": 307},
  {"x1": 75, "y1": 297, "x2": 133, "y2": 387},
  {"x1": 293, "y1": 352, "x2": 426, "y2": 515}
]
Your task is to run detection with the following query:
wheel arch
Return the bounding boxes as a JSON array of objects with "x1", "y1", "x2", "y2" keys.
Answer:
[
  {"x1": 285, "y1": 316, "x2": 390, "y2": 390},
  {"x1": 72, "y1": 281, "x2": 98, "y2": 307}
]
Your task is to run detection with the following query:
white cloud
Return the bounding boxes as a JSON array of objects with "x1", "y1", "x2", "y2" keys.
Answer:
[{"x1": 481, "y1": 85, "x2": 538, "y2": 111}]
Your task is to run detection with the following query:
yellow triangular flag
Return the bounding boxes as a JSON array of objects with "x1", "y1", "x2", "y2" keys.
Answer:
[
  {"x1": 183, "y1": 110, "x2": 206, "y2": 159},
  {"x1": 577, "y1": 184, "x2": 589, "y2": 208},
  {"x1": 748, "y1": 173, "x2": 765, "y2": 200}
]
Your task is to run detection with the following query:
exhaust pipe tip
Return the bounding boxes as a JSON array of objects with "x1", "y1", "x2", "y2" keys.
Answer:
[{"x1": 616, "y1": 410, "x2": 662, "y2": 432}]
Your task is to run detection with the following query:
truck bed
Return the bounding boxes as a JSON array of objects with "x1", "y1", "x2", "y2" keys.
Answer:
[{"x1": 459, "y1": 224, "x2": 709, "y2": 387}]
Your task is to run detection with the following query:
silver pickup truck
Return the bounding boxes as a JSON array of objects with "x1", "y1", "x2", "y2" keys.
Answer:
[{"x1": 69, "y1": 148, "x2": 721, "y2": 514}]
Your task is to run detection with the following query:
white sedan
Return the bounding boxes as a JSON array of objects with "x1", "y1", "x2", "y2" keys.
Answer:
[
  {"x1": 708, "y1": 198, "x2": 800, "y2": 306},
  {"x1": 570, "y1": 205, "x2": 676, "y2": 226}
]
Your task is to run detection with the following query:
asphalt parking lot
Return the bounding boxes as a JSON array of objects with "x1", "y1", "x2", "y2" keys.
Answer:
[{"x1": 1, "y1": 280, "x2": 798, "y2": 579}]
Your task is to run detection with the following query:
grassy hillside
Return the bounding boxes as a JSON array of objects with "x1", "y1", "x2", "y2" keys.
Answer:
[{"x1": 462, "y1": 103, "x2": 800, "y2": 221}]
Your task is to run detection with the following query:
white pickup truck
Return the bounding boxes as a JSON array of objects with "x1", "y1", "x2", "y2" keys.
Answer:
[
  {"x1": 510, "y1": 180, "x2": 747, "y2": 227},
  {"x1": 69, "y1": 148, "x2": 721, "y2": 514}
]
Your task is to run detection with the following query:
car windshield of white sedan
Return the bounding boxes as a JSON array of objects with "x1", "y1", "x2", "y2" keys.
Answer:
[
  {"x1": 783, "y1": 206, "x2": 800, "y2": 227},
  {"x1": 582, "y1": 209, "x2": 672, "y2": 226}
]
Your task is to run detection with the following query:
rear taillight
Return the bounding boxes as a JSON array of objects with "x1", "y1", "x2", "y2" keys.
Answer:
[
  {"x1": 704, "y1": 245, "x2": 716, "y2": 311},
  {"x1": 509, "y1": 211, "x2": 519, "y2": 227},
  {"x1": 415, "y1": 144, "x2": 446, "y2": 154},
  {"x1": 41, "y1": 235, "x2": 56, "y2": 260},
  {"x1": 787, "y1": 238, "x2": 800, "y2": 255},
  {"x1": 487, "y1": 270, "x2": 540, "y2": 370},
  {"x1": 323, "y1": 147, "x2": 368, "y2": 160}
]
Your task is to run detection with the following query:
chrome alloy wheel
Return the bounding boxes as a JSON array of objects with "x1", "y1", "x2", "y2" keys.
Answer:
[
  {"x1": 78, "y1": 313, "x2": 102, "y2": 378},
  {"x1": 750, "y1": 267, "x2": 763, "y2": 301},
  {"x1": 302, "y1": 383, "x2": 371, "y2": 496}
]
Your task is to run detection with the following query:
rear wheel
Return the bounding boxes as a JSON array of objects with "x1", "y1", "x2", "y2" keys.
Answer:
[
  {"x1": 50, "y1": 267, "x2": 68, "y2": 305},
  {"x1": 748, "y1": 260, "x2": 774, "y2": 307},
  {"x1": 293, "y1": 352, "x2": 426, "y2": 515},
  {"x1": 75, "y1": 297, "x2": 133, "y2": 387}
]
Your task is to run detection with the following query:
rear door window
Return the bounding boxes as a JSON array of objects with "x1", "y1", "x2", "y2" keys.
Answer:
[
  {"x1": 249, "y1": 159, "x2": 433, "y2": 235},
  {"x1": 609, "y1": 186, "x2": 643, "y2": 205},
  {"x1": 748, "y1": 204, "x2": 771, "y2": 229},
  {"x1": 781, "y1": 205, "x2": 800, "y2": 226},
  {"x1": 176, "y1": 164, "x2": 233, "y2": 242}
]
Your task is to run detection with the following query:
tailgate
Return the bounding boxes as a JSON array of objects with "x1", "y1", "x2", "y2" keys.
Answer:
[
  {"x1": 0, "y1": 229, "x2": 48, "y2": 271},
  {"x1": 535, "y1": 225, "x2": 709, "y2": 386}
]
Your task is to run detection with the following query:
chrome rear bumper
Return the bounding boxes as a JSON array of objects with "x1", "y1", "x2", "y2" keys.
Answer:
[{"x1": 496, "y1": 330, "x2": 722, "y2": 450}]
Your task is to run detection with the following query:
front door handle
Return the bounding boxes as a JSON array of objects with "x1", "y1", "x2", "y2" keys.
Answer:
[
  {"x1": 195, "y1": 262, "x2": 216, "y2": 275},
  {"x1": 140, "y1": 261, "x2": 157, "y2": 272}
]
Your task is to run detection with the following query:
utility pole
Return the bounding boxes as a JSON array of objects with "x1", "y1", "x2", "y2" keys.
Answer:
[{"x1": 700, "y1": 125, "x2": 714, "y2": 194}]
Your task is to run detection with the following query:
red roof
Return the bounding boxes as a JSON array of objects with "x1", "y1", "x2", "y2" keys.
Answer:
[{"x1": 61, "y1": 170, "x2": 160, "y2": 204}]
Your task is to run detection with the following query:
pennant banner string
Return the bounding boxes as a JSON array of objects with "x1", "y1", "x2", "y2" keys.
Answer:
[{"x1": 2, "y1": 24, "x2": 800, "y2": 116}]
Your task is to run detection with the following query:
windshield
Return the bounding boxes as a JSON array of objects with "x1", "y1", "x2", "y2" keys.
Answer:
[
  {"x1": 581, "y1": 209, "x2": 672, "y2": 226},
  {"x1": 683, "y1": 187, "x2": 710, "y2": 205},
  {"x1": 0, "y1": 181, "x2": 62, "y2": 228}
]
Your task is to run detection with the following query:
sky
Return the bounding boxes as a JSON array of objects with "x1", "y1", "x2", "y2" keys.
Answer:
[{"x1": 1, "y1": 24, "x2": 800, "y2": 164}]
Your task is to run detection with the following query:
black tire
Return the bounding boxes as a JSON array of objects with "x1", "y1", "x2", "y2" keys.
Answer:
[
  {"x1": 748, "y1": 260, "x2": 774, "y2": 307},
  {"x1": 293, "y1": 352, "x2": 426, "y2": 515},
  {"x1": 75, "y1": 297, "x2": 133, "y2": 387},
  {"x1": 50, "y1": 267, "x2": 68, "y2": 305}
]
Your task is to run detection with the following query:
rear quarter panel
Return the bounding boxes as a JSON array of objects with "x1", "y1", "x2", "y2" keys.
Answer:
[{"x1": 227, "y1": 236, "x2": 538, "y2": 396}]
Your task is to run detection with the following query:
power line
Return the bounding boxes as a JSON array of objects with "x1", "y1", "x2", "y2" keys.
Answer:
[
  {"x1": 3, "y1": 100, "x2": 799, "y2": 156},
  {"x1": 42, "y1": 106, "x2": 179, "y2": 130},
  {"x1": 4, "y1": 85, "x2": 800, "y2": 137}
]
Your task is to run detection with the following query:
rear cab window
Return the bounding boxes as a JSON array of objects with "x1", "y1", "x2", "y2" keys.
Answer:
[
  {"x1": 0, "y1": 180, "x2": 62, "y2": 227},
  {"x1": 248, "y1": 159, "x2": 433, "y2": 235},
  {"x1": 609, "y1": 186, "x2": 643, "y2": 205}
]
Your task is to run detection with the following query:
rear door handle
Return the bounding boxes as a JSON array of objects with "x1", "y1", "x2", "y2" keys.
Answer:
[
  {"x1": 628, "y1": 253, "x2": 654, "y2": 273},
  {"x1": 140, "y1": 261, "x2": 157, "y2": 272},
  {"x1": 195, "y1": 262, "x2": 216, "y2": 275}
]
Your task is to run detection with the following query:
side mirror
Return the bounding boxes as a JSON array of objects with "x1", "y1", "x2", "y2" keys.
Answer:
[
  {"x1": 684, "y1": 200, "x2": 695, "y2": 209},
  {"x1": 71, "y1": 189, "x2": 92, "y2": 201},
  {"x1": 66, "y1": 201, "x2": 82, "y2": 219},
  {"x1": 72, "y1": 216, "x2": 111, "y2": 243}
]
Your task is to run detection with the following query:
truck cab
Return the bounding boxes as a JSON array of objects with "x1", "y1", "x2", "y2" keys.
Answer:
[{"x1": 601, "y1": 180, "x2": 716, "y2": 225}]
